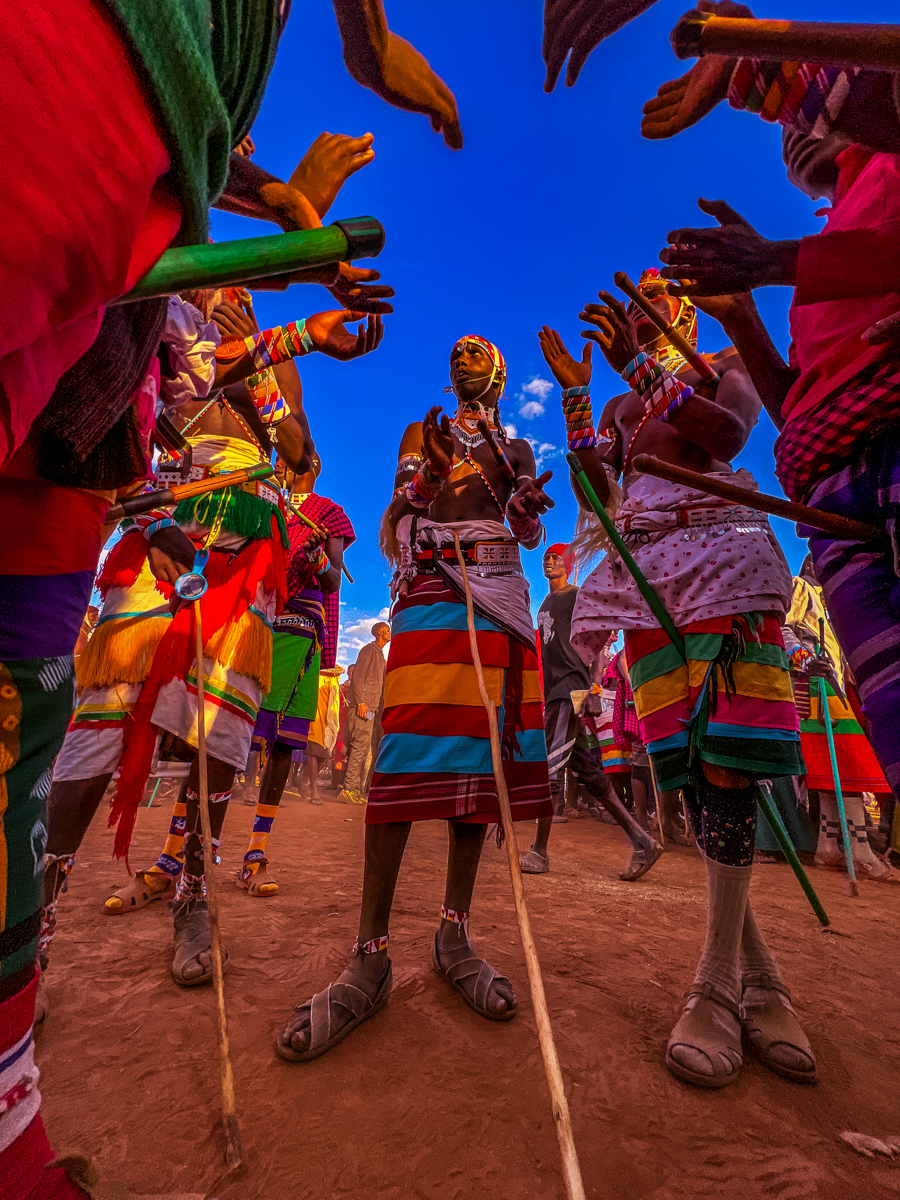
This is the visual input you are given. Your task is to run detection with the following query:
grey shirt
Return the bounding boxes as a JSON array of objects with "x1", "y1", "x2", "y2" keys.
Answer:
[{"x1": 348, "y1": 641, "x2": 387, "y2": 709}]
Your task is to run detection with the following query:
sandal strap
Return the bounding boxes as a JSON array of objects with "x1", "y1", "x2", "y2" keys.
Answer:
[
  {"x1": 686, "y1": 981, "x2": 741, "y2": 1018},
  {"x1": 741, "y1": 972, "x2": 791, "y2": 998},
  {"x1": 306, "y1": 973, "x2": 387, "y2": 1051}
]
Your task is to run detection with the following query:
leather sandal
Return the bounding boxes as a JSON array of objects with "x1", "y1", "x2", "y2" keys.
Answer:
[
  {"x1": 103, "y1": 869, "x2": 176, "y2": 915},
  {"x1": 236, "y1": 856, "x2": 279, "y2": 896},
  {"x1": 666, "y1": 982, "x2": 743, "y2": 1088},
  {"x1": 519, "y1": 847, "x2": 550, "y2": 874},
  {"x1": 740, "y1": 974, "x2": 817, "y2": 1084},
  {"x1": 47, "y1": 1153, "x2": 206, "y2": 1198},
  {"x1": 171, "y1": 897, "x2": 227, "y2": 987},
  {"x1": 431, "y1": 933, "x2": 517, "y2": 1021},
  {"x1": 619, "y1": 838, "x2": 664, "y2": 881},
  {"x1": 275, "y1": 961, "x2": 393, "y2": 1062}
]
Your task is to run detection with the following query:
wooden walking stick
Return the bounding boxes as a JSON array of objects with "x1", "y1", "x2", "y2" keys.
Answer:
[
  {"x1": 671, "y1": 13, "x2": 900, "y2": 72},
  {"x1": 613, "y1": 272, "x2": 720, "y2": 385},
  {"x1": 632, "y1": 454, "x2": 887, "y2": 545},
  {"x1": 451, "y1": 533, "x2": 586, "y2": 1200},
  {"x1": 192, "y1": 598, "x2": 243, "y2": 1167},
  {"x1": 815, "y1": 617, "x2": 859, "y2": 898},
  {"x1": 567, "y1": 451, "x2": 831, "y2": 927}
]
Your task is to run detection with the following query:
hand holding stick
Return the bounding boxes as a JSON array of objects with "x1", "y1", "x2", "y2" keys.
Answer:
[
  {"x1": 452, "y1": 533, "x2": 586, "y2": 1200},
  {"x1": 613, "y1": 272, "x2": 720, "y2": 383}
]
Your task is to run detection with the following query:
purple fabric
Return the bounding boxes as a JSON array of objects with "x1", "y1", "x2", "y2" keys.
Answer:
[
  {"x1": 251, "y1": 710, "x2": 311, "y2": 763},
  {"x1": 0, "y1": 570, "x2": 94, "y2": 659}
]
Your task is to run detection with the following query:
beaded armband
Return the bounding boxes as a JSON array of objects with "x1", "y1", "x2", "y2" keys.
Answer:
[
  {"x1": 623, "y1": 352, "x2": 693, "y2": 423},
  {"x1": 313, "y1": 547, "x2": 330, "y2": 576},
  {"x1": 135, "y1": 513, "x2": 176, "y2": 540},
  {"x1": 244, "y1": 320, "x2": 315, "y2": 373},
  {"x1": 561, "y1": 384, "x2": 597, "y2": 451},
  {"x1": 246, "y1": 367, "x2": 289, "y2": 427},
  {"x1": 728, "y1": 57, "x2": 862, "y2": 138}
]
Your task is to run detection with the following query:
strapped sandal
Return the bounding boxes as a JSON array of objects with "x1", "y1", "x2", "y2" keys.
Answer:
[
  {"x1": 741, "y1": 975, "x2": 817, "y2": 1084},
  {"x1": 103, "y1": 869, "x2": 176, "y2": 915},
  {"x1": 855, "y1": 857, "x2": 900, "y2": 884},
  {"x1": 275, "y1": 961, "x2": 393, "y2": 1062},
  {"x1": 666, "y1": 982, "x2": 743, "y2": 1088},
  {"x1": 431, "y1": 932, "x2": 517, "y2": 1022},
  {"x1": 519, "y1": 847, "x2": 550, "y2": 874},
  {"x1": 236, "y1": 857, "x2": 279, "y2": 897},
  {"x1": 171, "y1": 897, "x2": 227, "y2": 988},
  {"x1": 619, "y1": 837, "x2": 664, "y2": 882}
]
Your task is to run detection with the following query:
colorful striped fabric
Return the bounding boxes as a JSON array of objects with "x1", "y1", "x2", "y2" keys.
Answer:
[
  {"x1": 800, "y1": 679, "x2": 891, "y2": 793},
  {"x1": 805, "y1": 433, "x2": 900, "y2": 794},
  {"x1": 367, "y1": 577, "x2": 552, "y2": 823},
  {"x1": 625, "y1": 613, "x2": 803, "y2": 792}
]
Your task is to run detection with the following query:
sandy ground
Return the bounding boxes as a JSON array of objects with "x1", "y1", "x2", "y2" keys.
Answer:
[{"x1": 37, "y1": 790, "x2": 900, "y2": 1200}]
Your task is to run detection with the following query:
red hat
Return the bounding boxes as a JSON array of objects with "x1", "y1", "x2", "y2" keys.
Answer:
[{"x1": 546, "y1": 543, "x2": 568, "y2": 557}]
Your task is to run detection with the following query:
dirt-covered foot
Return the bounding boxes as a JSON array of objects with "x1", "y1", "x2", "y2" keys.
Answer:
[
  {"x1": 431, "y1": 928, "x2": 517, "y2": 1020},
  {"x1": 619, "y1": 837, "x2": 664, "y2": 881},
  {"x1": 171, "y1": 895, "x2": 226, "y2": 987},
  {"x1": 276, "y1": 955, "x2": 392, "y2": 1061}
]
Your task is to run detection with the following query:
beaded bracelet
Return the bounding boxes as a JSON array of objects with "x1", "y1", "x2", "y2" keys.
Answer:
[
  {"x1": 561, "y1": 384, "x2": 597, "y2": 451},
  {"x1": 246, "y1": 368, "x2": 289, "y2": 427},
  {"x1": 623, "y1": 351, "x2": 693, "y2": 421},
  {"x1": 405, "y1": 465, "x2": 444, "y2": 510},
  {"x1": 507, "y1": 507, "x2": 542, "y2": 544},
  {"x1": 142, "y1": 516, "x2": 176, "y2": 540}
]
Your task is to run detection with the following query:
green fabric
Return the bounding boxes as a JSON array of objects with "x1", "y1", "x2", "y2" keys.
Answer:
[
  {"x1": 292, "y1": 650, "x2": 322, "y2": 721},
  {"x1": 104, "y1": 0, "x2": 282, "y2": 246},
  {"x1": 173, "y1": 483, "x2": 288, "y2": 548},
  {"x1": 262, "y1": 629, "x2": 314, "y2": 713},
  {"x1": 1, "y1": 656, "x2": 76, "y2": 979}
]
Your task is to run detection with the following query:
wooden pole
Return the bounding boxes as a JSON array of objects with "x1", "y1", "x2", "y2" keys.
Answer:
[
  {"x1": 671, "y1": 13, "x2": 900, "y2": 71},
  {"x1": 193, "y1": 605, "x2": 243, "y2": 1168},
  {"x1": 613, "y1": 272, "x2": 720, "y2": 384},
  {"x1": 451, "y1": 533, "x2": 586, "y2": 1200},
  {"x1": 632, "y1": 454, "x2": 886, "y2": 545},
  {"x1": 106, "y1": 464, "x2": 276, "y2": 521},
  {"x1": 816, "y1": 619, "x2": 859, "y2": 898}
]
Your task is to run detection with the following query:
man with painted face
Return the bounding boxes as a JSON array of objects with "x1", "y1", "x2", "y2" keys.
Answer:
[
  {"x1": 275, "y1": 335, "x2": 554, "y2": 1062},
  {"x1": 538, "y1": 272, "x2": 812, "y2": 1090},
  {"x1": 527, "y1": 543, "x2": 663, "y2": 879}
]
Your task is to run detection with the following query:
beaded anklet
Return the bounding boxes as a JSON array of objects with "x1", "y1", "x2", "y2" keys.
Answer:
[
  {"x1": 353, "y1": 933, "x2": 390, "y2": 955},
  {"x1": 441, "y1": 905, "x2": 470, "y2": 937}
]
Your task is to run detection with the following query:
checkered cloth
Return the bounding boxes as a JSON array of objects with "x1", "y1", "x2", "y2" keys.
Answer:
[
  {"x1": 288, "y1": 494, "x2": 355, "y2": 668},
  {"x1": 775, "y1": 357, "x2": 900, "y2": 502},
  {"x1": 728, "y1": 57, "x2": 862, "y2": 138}
]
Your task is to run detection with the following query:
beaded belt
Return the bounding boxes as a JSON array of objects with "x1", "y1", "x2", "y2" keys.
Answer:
[
  {"x1": 415, "y1": 540, "x2": 522, "y2": 576},
  {"x1": 618, "y1": 503, "x2": 767, "y2": 541},
  {"x1": 273, "y1": 613, "x2": 318, "y2": 632}
]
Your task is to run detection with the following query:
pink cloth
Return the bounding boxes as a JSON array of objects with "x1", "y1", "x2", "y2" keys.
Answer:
[
  {"x1": 785, "y1": 147, "x2": 900, "y2": 427},
  {"x1": 0, "y1": 0, "x2": 181, "y2": 465}
]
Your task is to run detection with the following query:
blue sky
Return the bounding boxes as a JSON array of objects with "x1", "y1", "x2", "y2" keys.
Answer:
[{"x1": 210, "y1": 0, "x2": 894, "y2": 664}]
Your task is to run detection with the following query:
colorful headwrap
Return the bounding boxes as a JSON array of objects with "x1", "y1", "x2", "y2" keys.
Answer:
[
  {"x1": 637, "y1": 269, "x2": 697, "y2": 367},
  {"x1": 449, "y1": 335, "x2": 507, "y2": 399}
]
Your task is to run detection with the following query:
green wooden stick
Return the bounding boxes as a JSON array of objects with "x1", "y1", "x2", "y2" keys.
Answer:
[
  {"x1": 115, "y1": 216, "x2": 385, "y2": 303},
  {"x1": 757, "y1": 784, "x2": 830, "y2": 927},
  {"x1": 567, "y1": 449, "x2": 831, "y2": 927},
  {"x1": 815, "y1": 619, "x2": 858, "y2": 893}
]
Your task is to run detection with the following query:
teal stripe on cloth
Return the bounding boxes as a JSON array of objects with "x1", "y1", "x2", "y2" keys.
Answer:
[
  {"x1": 391, "y1": 601, "x2": 499, "y2": 637},
  {"x1": 376, "y1": 728, "x2": 547, "y2": 775},
  {"x1": 706, "y1": 722, "x2": 800, "y2": 742}
]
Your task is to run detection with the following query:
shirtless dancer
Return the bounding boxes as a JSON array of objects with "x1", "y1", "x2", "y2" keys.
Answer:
[
  {"x1": 276, "y1": 335, "x2": 554, "y2": 1061},
  {"x1": 41, "y1": 295, "x2": 382, "y2": 992},
  {"x1": 539, "y1": 271, "x2": 815, "y2": 1088}
]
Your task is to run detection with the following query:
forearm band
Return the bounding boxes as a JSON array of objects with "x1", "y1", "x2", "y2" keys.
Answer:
[
  {"x1": 246, "y1": 367, "x2": 289, "y2": 426},
  {"x1": 561, "y1": 385, "x2": 597, "y2": 450},
  {"x1": 727, "y1": 58, "x2": 862, "y2": 138},
  {"x1": 405, "y1": 465, "x2": 444, "y2": 510},
  {"x1": 623, "y1": 351, "x2": 693, "y2": 422}
]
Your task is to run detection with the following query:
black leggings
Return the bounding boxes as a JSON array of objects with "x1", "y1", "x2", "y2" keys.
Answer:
[{"x1": 683, "y1": 774, "x2": 757, "y2": 866}]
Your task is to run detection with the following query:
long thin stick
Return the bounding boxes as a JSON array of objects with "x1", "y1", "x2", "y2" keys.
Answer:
[
  {"x1": 568, "y1": 451, "x2": 831, "y2": 926},
  {"x1": 757, "y1": 784, "x2": 830, "y2": 926},
  {"x1": 632, "y1": 453, "x2": 886, "y2": 545},
  {"x1": 194, "y1": 606, "x2": 243, "y2": 1168},
  {"x1": 671, "y1": 13, "x2": 900, "y2": 71},
  {"x1": 816, "y1": 619, "x2": 858, "y2": 897},
  {"x1": 613, "y1": 272, "x2": 720, "y2": 384},
  {"x1": 452, "y1": 533, "x2": 586, "y2": 1200},
  {"x1": 106, "y1": 464, "x2": 276, "y2": 521}
]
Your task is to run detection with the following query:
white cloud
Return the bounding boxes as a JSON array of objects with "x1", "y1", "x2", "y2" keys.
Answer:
[
  {"x1": 525, "y1": 437, "x2": 562, "y2": 471},
  {"x1": 514, "y1": 375, "x2": 554, "y2": 421},
  {"x1": 519, "y1": 399, "x2": 545, "y2": 420},
  {"x1": 504, "y1": 421, "x2": 518, "y2": 439},
  {"x1": 336, "y1": 607, "x2": 391, "y2": 666}
]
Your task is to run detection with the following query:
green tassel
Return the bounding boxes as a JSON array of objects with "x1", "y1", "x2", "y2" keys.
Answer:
[{"x1": 173, "y1": 485, "x2": 288, "y2": 549}]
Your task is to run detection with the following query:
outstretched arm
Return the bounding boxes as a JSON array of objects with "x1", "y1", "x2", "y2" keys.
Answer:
[{"x1": 333, "y1": 0, "x2": 462, "y2": 148}]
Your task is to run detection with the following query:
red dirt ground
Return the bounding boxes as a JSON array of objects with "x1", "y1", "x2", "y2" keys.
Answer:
[{"x1": 38, "y1": 792, "x2": 900, "y2": 1199}]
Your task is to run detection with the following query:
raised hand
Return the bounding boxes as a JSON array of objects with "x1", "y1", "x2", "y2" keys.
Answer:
[
  {"x1": 288, "y1": 132, "x2": 376, "y2": 220},
  {"x1": 509, "y1": 471, "x2": 555, "y2": 521},
  {"x1": 641, "y1": 1, "x2": 754, "y2": 140},
  {"x1": 660, "y1": 199, "x2": 798, "y2": 295},
  {"x1": 422, "y1": 405, "x2": 454, "y2": 476},
  {"x1": 579, "y1": 291, "x2": 640, "y2": 373},
  {"x1": 538, "y1": 326, "x2": 592, "y2": 389},
  {"x1": 543, "y1": 0, "x2": 658, "y2": 93},
  {"x1": 377, "y1": 33, "x2": 463, "y2": 149},
  {"x1": 327, "y1": 263, "x2": 395, "y2": 315},
  {"x1": 306, "y1": 311, "x2": 385, "y2": 361}
]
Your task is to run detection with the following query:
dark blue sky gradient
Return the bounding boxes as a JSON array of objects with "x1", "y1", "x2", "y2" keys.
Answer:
[{"x1": 210, "y1": 0, "x2": 894, "y2": 653}]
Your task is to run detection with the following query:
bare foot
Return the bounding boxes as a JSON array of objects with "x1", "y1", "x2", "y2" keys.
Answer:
[
  {"x1": 289, "y1": 132, "x2": 375, "y2": 220},
  {"x1": 641, "y1": 54, "x2": 736, "y2": 140},
  {"x1": 432, "y1": 927, "x2": 517, "y2": 1019}
]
